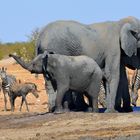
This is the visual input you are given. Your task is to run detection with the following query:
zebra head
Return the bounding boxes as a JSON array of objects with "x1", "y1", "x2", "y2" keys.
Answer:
[{"x1": 0, "y1": 67, "x2": 8, "y2": 83}]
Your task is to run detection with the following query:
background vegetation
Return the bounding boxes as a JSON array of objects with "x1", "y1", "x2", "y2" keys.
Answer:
[{"x1": 0, "y1": 28, "x2": 39, "y2": 61}]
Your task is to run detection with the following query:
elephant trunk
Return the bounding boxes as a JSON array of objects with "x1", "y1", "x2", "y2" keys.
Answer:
[{"x1": 9, "y1": 54, "x2": 32, "y2": 72}]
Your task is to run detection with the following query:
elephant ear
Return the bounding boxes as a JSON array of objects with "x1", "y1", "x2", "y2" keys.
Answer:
[
  {"x1": 41, "y1": 51, "x2": 48, "y2": 73},
  {"x1": 120, "y1": 23, "x2": 138, "y2": 57}
]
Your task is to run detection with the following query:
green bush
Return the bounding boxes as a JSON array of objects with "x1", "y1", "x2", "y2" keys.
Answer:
[{"x1": 0, "y1": 41, "x2": 35, "y2": 61}]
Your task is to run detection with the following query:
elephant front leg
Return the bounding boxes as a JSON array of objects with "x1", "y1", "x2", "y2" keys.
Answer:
[
  {"x1": 105, "y1": 77, "x2": 119, "y2": 113},
  {"x1": 115, "y1": 63, "x2": 133, "y2": 112},
  {"x1": 54, "y1": 85, "x2": 68, "y2": 114},
  {"x1": 46, "y1": 81, "x2": 57, "y2": 112},
  {"x1": 121, "y1": 65, "x2": 132, "y2": 112},
  {"x1": 43, "y1": 76, "x2": 57, "y2": 112},
  {"x1": 104, "y1": 57, "x2": 120, "y2": 113}
]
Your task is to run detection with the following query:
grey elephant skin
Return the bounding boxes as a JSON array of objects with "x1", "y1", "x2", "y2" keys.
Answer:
[
  {"x1": 45, "y1": 53, "x2": 103, "y2": 113},
  {"x1": 11, "y1": 16, "x2": 140, "y2": 112},
  {"x1": 9, "y1": 53, "x2": 103, "y2": 113}
]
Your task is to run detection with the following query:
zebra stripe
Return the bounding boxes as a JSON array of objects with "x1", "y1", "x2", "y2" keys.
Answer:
[
  {"x1": 132, "y1": 69, "x2": 140, "y2": 90},
  {"x1": 2, "y1": 83, "x2": 10, "y2": 92},
  {"x1": 131, "y1": 69, "x2": 140, "y2": 106},
  {"x1": 0, "y1": 71, "x2": 16, "y2": 95},
  {"x1": 98, "y1": 82, "x2": 106, "y2": 108}
]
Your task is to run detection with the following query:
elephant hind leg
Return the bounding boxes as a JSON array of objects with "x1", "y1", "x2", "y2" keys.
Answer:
[
  {"x1": 87, "y1": 69, "x2": 102, "y2": 112},
  {"x1": 54, "y1": 83, "x2": 69, "y2": 114}
]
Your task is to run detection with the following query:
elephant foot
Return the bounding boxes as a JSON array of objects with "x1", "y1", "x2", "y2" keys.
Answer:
[
  {"x1": 54, "y1": 107, "x2": 65, "y2": 114},
  {"x1": 115, "y1": 106, "x2": 123, "y2": 112},
  {"x1": 105, "y1": 108, "x2": 118, "y2": 113},
  {"x1": 122, "y1": 106, "x2": 133, "y2": 112},
  {"x1": 86, "y1": 107, "x2": 93, "y2": 112},
  {"x1": 86, "y1": 107, "x2": 99, "y2": 113},
  {"x1": 64, "y1": 108, "x2": 70, "y2": 113},
  {"x1": 49, "y1": 106, "x2": 55, "y2": 113},
  {"x1": 115, "y1": 106, "x2": 133, "y2": 113},
  {"x1": 93, "y1": 108, "x2": 99, "y2": 113}
]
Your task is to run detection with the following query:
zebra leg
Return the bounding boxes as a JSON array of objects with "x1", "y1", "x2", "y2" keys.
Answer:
[
  {"x1": 19, "y1": 97, "x2": 24, "y2": 111},
  {"x1": 23, "y1": 96, "x2": 29, "y2": 112},
  {"x1": 3, "y1": 92, "x2": 7, "y2": 111},
  {"x1": 131, "y1": 69, "x2": 140, "y2": 106},
  {"x1": 131, "y1": 87, "x2": 138, "y2": 106},
  {"x1": 9, "y1": 97, "x2": 15, "y2": 112},
  {"x1": 98, "y1": 82, "x2": 106, "y2": 108}
]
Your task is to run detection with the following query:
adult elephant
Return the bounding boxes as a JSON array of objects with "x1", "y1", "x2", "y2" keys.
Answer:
[{"x1": 13, "y1": 17, "x2": 140, "y2": 112}]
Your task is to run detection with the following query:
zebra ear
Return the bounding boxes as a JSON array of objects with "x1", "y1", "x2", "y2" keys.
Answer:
[
  {"x1": 2, "y1": 67, "x2": 7, "y2": 71},
  {"x1": 2, "y1": 67, "x2": 4, "y2": 71}
]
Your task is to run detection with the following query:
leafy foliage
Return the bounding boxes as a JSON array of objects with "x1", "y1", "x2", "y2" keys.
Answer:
[
  {"x1": 0, "y1": 28, "x2": 40, "y2": 61},
  {"x1": 0, "y1": 41, "x2": 35, "y2": 61}
]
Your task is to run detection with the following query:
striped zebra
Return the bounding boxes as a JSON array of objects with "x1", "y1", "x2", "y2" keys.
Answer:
[
  {"x1": 0, "y1": 67, "x2": 16, "y2": 111},
  {"x1": 98, "y1": 82, "x2": 106, "y2": 108},
  {"x1": 98, "y1": 69, "x2": 140, "y2": 108},
  {"x1": 131, "y1": 69, "x2": 140, "y2": 106}
]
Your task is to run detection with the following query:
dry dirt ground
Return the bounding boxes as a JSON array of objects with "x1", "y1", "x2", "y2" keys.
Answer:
[{"x1": 0, "y1": 58, "x2": 140, "y2": 140}]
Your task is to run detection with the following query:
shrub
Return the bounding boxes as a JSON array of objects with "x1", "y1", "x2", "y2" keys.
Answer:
[{"x1": 0, "y1": 41, "x2": 35, "y2": 61}]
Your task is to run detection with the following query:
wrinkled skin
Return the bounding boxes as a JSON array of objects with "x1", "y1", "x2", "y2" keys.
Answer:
[
  {"x1": 10, "y1": 53, "x2": 103, "y2": 113},
  {"x1": 11, "y1": 17, "x2": 140, "y2": 112}
]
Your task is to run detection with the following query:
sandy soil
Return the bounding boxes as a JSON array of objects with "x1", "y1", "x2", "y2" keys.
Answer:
[{"x1": 0, "y1": 58, "x2": 140, "y2": 140}]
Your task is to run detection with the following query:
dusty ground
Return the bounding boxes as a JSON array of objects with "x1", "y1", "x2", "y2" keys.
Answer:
[{"x1": 0, "y1": 58, "x2": 140, "y2": 140}]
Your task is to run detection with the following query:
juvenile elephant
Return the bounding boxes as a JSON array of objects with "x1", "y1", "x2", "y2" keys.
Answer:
[
  {"x1": 11, "y1": 17, "x2": 140, "y2": 112},
  {"x1": 9, "y1": 52, "x2": 103, "y2": 113}
]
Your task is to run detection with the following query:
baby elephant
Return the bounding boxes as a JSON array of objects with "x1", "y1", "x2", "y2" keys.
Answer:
[
  {"x1": 45, "y1": 52, "x2": 103, "y2": 113},
  {"x1": 9, "y1": 52, "x2": 103, "y2": 113},
  {"x1": 9, "y1": 82, "x2": 39, "y2": 112}
]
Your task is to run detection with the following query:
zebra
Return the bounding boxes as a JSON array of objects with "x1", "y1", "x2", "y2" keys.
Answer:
[
  {"x1": 98, "y1": 82, "x2": 106, "y2": 108},
  {"x1": 131, "y1": 69, "x2": 140, "y2": 106},
  {"x1": 9, "y1": 82, "x2": 39, "y2": 112},
  {"x1": 0, "y1": 67, "x2": 16, "y2": 111}
]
